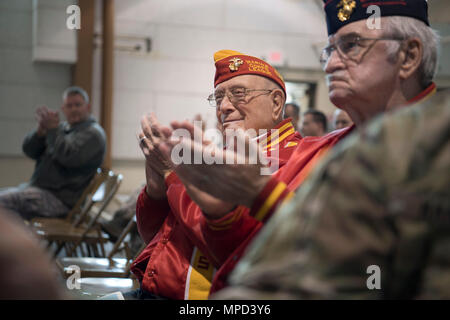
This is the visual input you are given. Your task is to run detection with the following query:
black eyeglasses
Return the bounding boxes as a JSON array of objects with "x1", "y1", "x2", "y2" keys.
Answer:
[
  {"x1": 207, "y1": 87, "x2": 276, "y2": 108},
  {"x1": 320, "y1": 35, "x2": 404, "y2": 69}
]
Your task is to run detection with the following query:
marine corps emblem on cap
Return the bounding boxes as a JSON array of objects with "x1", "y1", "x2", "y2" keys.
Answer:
[
  {"x1": 337, "y1": 0, "x2": 356, "y2": 22},
  {"x1": 229, "y1": 57, "x2": 244, "y2": 72}
]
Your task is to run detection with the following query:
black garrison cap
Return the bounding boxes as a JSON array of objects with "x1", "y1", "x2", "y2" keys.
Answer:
[{"x1": 323, "y1": 0, "x2": 429, "y2": 35}]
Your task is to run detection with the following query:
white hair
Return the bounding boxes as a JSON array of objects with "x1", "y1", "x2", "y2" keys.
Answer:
[{"x1": 382, "y1": 16, "x2": 440, "y2": 88}]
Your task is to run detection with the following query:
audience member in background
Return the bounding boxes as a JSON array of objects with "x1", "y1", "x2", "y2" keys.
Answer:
[
  {"x1": 333, "y1": 109, "x2": 353, "y2": 130},
  {"x1": 0, "y1": 86, "x2": 106, "y2": 220},
  {"x1": 0, "y1": 207, "x2": 67, "y2": 299},
  {"x1": 283, "y1": 102, "x2": 301, "y2": 131},
  {"x1": 300, "y1": 109, "x2": 327, "y2": 137}
]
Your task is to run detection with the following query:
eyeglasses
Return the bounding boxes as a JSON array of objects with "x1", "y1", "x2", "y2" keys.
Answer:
[
  {"x1": 320, "y1": 35, "x2": 404, "y2": 69},
  {"x1": 207, "y1": 87, "x2": 276, "y2": 108}
]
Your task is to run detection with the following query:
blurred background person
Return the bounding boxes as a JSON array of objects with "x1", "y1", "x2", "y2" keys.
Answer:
[
  {"x1": 283, "y1": 102, "x2": 301, "y2": 131},
  {"x1": 332, "y1": 109, "x2": 353, "y2": 130},
  {"x1": 0, "y1": 86, "x2": 106, "y2": 220},
  {"x1": 300, "y1": 109, "x2": 327, "y2": 137}
]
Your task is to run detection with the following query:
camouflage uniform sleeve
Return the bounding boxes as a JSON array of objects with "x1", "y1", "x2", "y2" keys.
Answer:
[{"x1": 213, "y1": 91, "x2": 450, "y2": 300}]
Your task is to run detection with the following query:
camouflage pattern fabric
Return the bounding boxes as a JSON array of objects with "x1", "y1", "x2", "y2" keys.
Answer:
[{"x1": 213, "y1": 89, "x2": 450, "y2": 300}]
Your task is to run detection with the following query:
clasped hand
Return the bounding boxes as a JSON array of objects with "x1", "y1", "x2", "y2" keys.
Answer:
[{"x1": 35, "y1": 106, "x2": 60, "y2": 136}]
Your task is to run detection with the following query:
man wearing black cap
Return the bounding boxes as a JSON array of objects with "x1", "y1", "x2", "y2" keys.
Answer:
[
  {"x1": 155, "y1": 0, "x2": 441, "y2": 295},
  {"x1": 322, "y1": 0, "x2": 437, "y2": 126}
]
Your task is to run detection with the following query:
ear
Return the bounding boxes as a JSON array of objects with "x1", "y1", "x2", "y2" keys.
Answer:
[
  {"x1": 87, "y1": 103, "x2": 92, "y2": 113},
  {"x1": 398, "y1": 38, "x2": 422, "y2": 81},
  {"x1": 271, "y1": 89, "x2": 285, "y2": 122}
]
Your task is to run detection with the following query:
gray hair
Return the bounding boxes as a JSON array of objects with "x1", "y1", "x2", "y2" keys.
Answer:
[
  {"x1": 382, "y1": 16, "x2": 440, "y2": 88},
  {"x1": 62, "y1": 86, "x2": 89, "y2": 104}
]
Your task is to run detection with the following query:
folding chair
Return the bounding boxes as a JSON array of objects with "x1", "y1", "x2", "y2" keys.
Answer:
[
  {"x1": 30, "y1": 168, "x2": 107, "y2": 253},
  {"x1": 31, "y1": 169, "x2": 123, "y2": 257},
  {"x1": 55, "y1": 216, "x2": 145, "y2": 278}
]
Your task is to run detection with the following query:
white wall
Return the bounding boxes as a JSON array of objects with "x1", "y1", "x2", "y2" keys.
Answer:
[
  {"x1": 0, "y1": 0, "x2": 75, "y2": 157},
  {"x1": 0, "y1": 0, "x2": 73, "y2": 187}
]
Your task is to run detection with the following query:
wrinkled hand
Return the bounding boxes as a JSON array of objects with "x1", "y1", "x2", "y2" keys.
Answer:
[
  {"x1": 139, "y1": 113, "x2": 174, "y2": 200},
  {"x1": 46, "y1": 111, "x2": 60, "y2": 129},
  {"x1": 35, "y1": 106, "x2": 48, "y2": 136},
  {"x1": 35, "y1": 106, "x2": 59, "y2": 136},
  {"x1": 180, "y1": 176, "x2": 236, "y2": 219},
  {"x1": 148, "y1": 119, "x2": 236, "y2": 219},
  {"x1": 140, "y1": 113, "x2": 174, "y2": 175},
  {"x1": 158, "y1": 121, "x2": 271, "y2": 208},
  {"x1": 138, "y1": 114, "x2": 233, "y2": 214},
  {"x1": 143, "y1": 157, "x2": 167, "y2": 200},
  {"x1": 37, "y1": 106, "x2": 59, "y2": 129}
]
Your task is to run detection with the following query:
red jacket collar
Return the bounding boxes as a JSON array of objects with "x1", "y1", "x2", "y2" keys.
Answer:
[
  {"x1": 408, "y1": 82, "x2": 436, "y2": 105},
  {"x1": 258, "y1": 118, "x2": 297, "y2": 148}
]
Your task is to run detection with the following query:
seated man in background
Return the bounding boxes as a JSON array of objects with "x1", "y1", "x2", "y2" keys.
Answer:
[
  {"x1": 300, "y1": 109, "x2": 328, "y2": 137},
  {"x1": 283, "y1": 102, "x2": 301, "y2": 131},
  {"x1": 214, "y1": 89, "x2": 450, "y2": 300},
  {"x1": 0, "y1": 86, "x2": 106, "y2": 220},
  {"x1": 332, "y1": 108, "x2": 353, "y2": 130}
]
